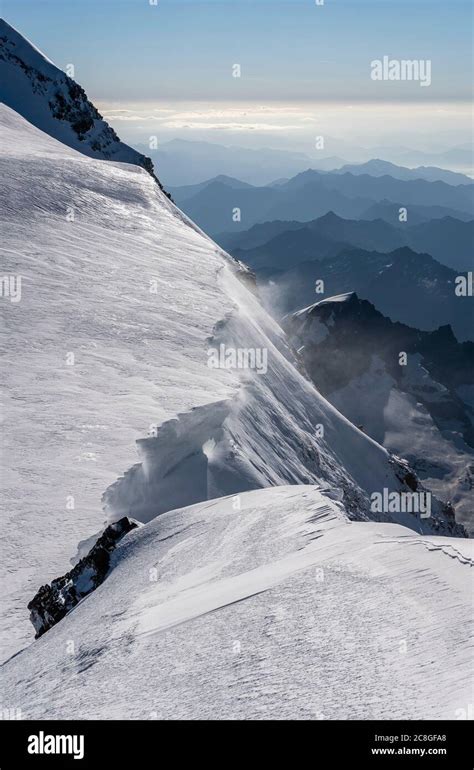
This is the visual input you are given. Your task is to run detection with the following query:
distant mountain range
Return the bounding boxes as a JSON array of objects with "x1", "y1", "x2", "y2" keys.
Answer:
[
  {"x1": 334, "y1": 159, "x2": 471, "y2": 185},
  {"x1": 222, "y1": 211, "x2": 474, "y2": 272},
  {"x1": 257, "y1": 245, "x2": 473, "y2": 343},
  {"x1": 284, "y1": 292, "x2": 474, "y2": 533},
  {"x1": 139, "y1": 138, "x2": 346, "y2": 187},
  {"x1": 170, "y1": 168, "x2": 474, "y2": 236},
  {"x1": 374, "y1": 144, "x2": 473, "y2": 175},
  {"x1": 360, "y1": 199, "x2": 472, "y2": 225},
  {"x1": 134, "y1": 137, "x2": 473, "y2": 187}
]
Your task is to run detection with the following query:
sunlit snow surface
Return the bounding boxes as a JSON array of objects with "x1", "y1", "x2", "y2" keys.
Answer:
[
  {"x1": 2, "y1": 486, "x2": 472, "y2": 720},
  {"x1": 0, "y1": 104, "x2": 233, "y2": 657},
  {"x1": 0, "y1": 98, "x2": 469, "y2": 711}
]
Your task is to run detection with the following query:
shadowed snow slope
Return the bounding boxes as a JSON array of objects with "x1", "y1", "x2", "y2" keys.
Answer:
[
  {"x1": 0, "y1": 99, "x2": 464, "y2": 662},
  {"x1": 1, "y1": 487, "x2": 472, "y2": 719}
]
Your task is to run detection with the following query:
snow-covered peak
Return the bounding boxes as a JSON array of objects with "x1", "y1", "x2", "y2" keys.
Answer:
[
  {"x1": 0, "y1": 17, "x2": 55, "y2": 65},
  {"x1": 0, "y1": 18, "x2": 165, "y2": 188},
  {"x1": 283, "y1": 292, "x2": 474, "y2": 535},
  {"x1": 313, "y1": 291, "x2": 358, "y2": 307},
  {"x1": 288, "y1": 292, "x2": 358, "y2": 319}
]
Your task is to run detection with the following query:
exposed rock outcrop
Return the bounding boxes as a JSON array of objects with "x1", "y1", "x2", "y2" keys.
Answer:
[{"x1": 28, "y1": 517, "x2": 137, "y2": 638}]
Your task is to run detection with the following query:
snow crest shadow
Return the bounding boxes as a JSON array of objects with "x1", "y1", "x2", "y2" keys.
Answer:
[{"x1": 102, "y1": 399, "x2": 235, "y2": 524}]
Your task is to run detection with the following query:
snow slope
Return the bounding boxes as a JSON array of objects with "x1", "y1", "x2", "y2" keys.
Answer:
[
  {"x1": 1, "y1": 103, "x2": 456, "y2": 663},
  {"x1": 0, "y1": 24, "x2": 466, "y2": 669},
  {"x1": 1, "y1": 486, "x2": 472, "y2": 720}
]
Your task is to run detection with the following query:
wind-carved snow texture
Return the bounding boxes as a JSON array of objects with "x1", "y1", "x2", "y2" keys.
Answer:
[
  {"x1": 103, "y1": 265, "x2": 464, "y2": 538},
  {"x1": 0, "y1": 22, "x2": 467, "y2": 667},
  {"x1": 103, "y1": 399, "x2": 232, "y2": 521},
  {"x1": 0, "y1": 100, "x2": 465, "y2": 662},
  {"x1": 2, "y1": 487, "x2": 472, "y2": 720}
]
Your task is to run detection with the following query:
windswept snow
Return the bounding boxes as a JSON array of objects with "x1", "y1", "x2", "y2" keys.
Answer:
[
  {"x1": 0, "y1": 100, "x2": 464, "y2": 662},
  {"x1": 1, "y1": 486, "x2": 472, "y2": 720},
  {"x1": 0, "y1": 20, "x2": 468, "y2": 685},
  {"x1": 284, "y1": 293, "x2": 474, "y2": 534},
  {"x1": 0, "y1": 22, "x2": 472, "y2": 723},
  {"x1": 0, "y1": 103, "x2": 237, "y2": 659}
]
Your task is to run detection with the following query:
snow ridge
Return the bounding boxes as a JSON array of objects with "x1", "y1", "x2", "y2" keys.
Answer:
[
  {"x1": 103, "y1": 262, "x2": 463, "y2": 537},
  {"x1": 2, "y1": 486, "x2": 471, "y2": 720}
]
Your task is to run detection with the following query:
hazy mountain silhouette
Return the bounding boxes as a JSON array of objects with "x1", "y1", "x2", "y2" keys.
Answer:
[
  {"x1": 361, "y1": 199, "x2": 472, "y2": 225},
  {"x1": 335, "y1": 159, "x2": 471, "y2": 185},
  {"x1": 173, "y1": 169, "x2": 473, "y2": 235},
  {"x1": 224, "y1": 211, "x2": 473, "y2": 272}
]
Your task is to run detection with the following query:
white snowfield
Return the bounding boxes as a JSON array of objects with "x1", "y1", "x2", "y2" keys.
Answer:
[
  {"x1": 0, "y1": 23, "x2": 471, "y2": 717},
  {"x1": 1, "y1": 486, "x2": 472, "y2": 720},
  {"x1": 1, "y1": 100, "x2": 461, "y2": 663}
]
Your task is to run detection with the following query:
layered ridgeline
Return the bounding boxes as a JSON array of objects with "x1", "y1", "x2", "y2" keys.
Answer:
[
  {"x1": 0, "y1": 22, "x2": 471, "y2": 718},
  {"x1": 169, "y1": 168, "x2": 474, "y2": 236},
  {"x1": 284, "y1": 293, "x2": 474, "y2": 534},
  {"x1": 333, "y1": 158, "x2": 472, "y2": 185},
  {"x1": 221, "y1": 210, "x2": 474, "y2": 273}
]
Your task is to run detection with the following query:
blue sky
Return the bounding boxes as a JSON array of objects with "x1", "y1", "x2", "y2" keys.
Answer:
[
  {"x1": 3, "y1": 0, "x2": 472, "y2": 101},
  {"x1": 2, "y1": 0, "x2": 472, "y2": 154}
]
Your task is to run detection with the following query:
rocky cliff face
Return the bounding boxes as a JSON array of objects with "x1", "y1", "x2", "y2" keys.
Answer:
[{"x1": 28, "y1": 517, "x2": 138, "y2": 638}]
